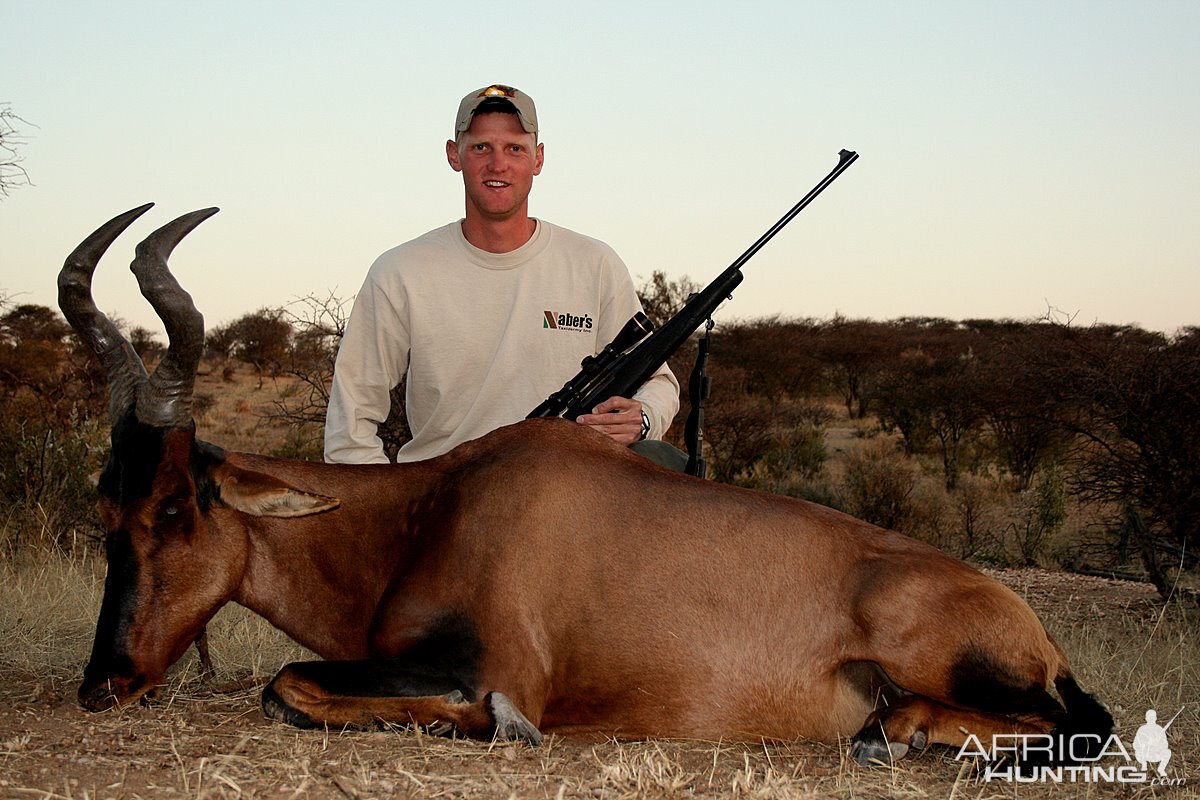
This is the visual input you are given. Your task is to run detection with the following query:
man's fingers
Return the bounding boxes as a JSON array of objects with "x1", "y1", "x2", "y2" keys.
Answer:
[
  {"x1": 591, "y1": 395, "x2": 636, "y2": 415},
  {"x1": 575, "y1": 410, "x2": 639, "y2": 441},
  {"x1": 575, "y1": 396, "x2": 643, "y2": 445},
  {"x1": 576, "y1": 412, "x2": 637, "y2": 428}
]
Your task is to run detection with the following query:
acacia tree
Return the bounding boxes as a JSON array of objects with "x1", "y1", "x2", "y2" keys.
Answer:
[
  {"x1": 0, "y1": 301, "x2": 112, "y2": 420},
  {"x1": 810, "y1": 316, "x2": 898, "y2": 419},
  {"x1": 973, "y1": 325, "x2": 1067, "y2": 491},
  {"x1": 1040, "y1": 324, "x2": 1199, "y2": 596},
  {"x1": 129, "y1": 326, "x2": 164, "y2": 361},
  {"x1": 875, "y1": 349, "x2": 936, "y2": 456},
  {"x1": 924, "y1": 353, "x2": 984, "y2": 491},
  {"x1": 695, "y1": 361, "x2": 830, "y2": 485},
  {"x1": 875, "y1": 346, "x2": 983, "y2": 490},
  {"x1": 712, "y1": 317, "x2": 825, "y2": 402},
  {"x1": 204, "y1": 323, "x2": 239, "y2": 362},
  {"x1": 207, "y1": 308, "x2": 294, "y2": 387},
  {"x1": 0, "y1": 304, "x2": 74, "y2": 407}
]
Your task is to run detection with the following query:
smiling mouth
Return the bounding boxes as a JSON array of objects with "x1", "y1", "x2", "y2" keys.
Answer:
[{"x1": 484, "y1": 180, "x2": 509, "y2": 188}]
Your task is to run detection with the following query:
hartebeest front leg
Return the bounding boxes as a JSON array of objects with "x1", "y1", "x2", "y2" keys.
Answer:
[
  {"x1": 261, "y1": 660, "x2": 543, "y2": 744},
  {"x1": 849, "y1": 694, "x2": 1057, "y2": 766}
]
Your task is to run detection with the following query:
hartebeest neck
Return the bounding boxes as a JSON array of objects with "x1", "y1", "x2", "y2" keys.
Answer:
[{"x1": 225, "y1": 453, "x2": 446, "y2": 660}]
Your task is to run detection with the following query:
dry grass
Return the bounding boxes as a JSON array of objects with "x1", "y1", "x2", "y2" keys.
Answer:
[
  {"x1": 2, "y1": 551, "x2": 1197, "y2": 799},
  {"x1": 190, "y1": 363, "x2": 307, "y2": 456}
]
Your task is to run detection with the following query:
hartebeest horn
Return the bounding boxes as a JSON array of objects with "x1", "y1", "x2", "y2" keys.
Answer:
[
  {"x1": 58, "y1": 204, "x2": 219, "y2": 426},
  {"x1": 58, "y1": 203, "x2": 156, "y2": 421},
  {"x1": 131, "y1": 207, "x2": 219, "y2": 427}
]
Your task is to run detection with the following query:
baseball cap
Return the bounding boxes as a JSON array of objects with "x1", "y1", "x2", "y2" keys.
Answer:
[{"x1": 454, "y1": 85, "x2": 539, "y2": 135}]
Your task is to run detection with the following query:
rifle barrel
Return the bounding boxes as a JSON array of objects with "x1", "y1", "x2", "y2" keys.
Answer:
[
  {"x1": 726, "y1": 148, "x2": 858, "y2": 276},
  {"x1": 528, "y1": 149, "x2": 859, "y2": 422}
]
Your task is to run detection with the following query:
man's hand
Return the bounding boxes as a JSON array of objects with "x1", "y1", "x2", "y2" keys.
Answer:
[{"x1": 575, "y1": 396, "x2": 645, "y2": 445}]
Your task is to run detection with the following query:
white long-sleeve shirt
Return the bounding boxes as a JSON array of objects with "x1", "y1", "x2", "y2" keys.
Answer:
[{"x1": 325, "y1": 220, "x2": 680, "y2": 464}]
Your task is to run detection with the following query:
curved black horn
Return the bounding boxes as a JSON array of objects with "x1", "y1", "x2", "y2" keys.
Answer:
[
  {"x1": 131, "y1": 208, "x2": 219, "y2": 427},
  {"x1": 58, "y1": 204, "x2": 156, "y2": 421}
]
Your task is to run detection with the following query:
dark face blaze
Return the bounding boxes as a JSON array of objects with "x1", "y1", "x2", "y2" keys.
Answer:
[
  {"x1": 79, "y1": 526, "x2": 144, "y2": 709},
  {"x1": 79, "y1": 414, "x2": 241, "y2": 710}
]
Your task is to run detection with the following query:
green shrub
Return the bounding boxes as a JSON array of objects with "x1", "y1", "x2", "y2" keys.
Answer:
[{"x1": 1003, "y1": 469, "x2": 1067, "y2": 566}]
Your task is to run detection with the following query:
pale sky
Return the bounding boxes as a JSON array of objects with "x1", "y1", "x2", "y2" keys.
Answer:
[{"x1": 2, "y1": 1, "x2": 1197, "y2": 336}]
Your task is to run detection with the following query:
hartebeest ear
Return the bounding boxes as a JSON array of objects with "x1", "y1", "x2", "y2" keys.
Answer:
[{"x1": 210, "y1": 463, "x2": 340, "y2": 518}]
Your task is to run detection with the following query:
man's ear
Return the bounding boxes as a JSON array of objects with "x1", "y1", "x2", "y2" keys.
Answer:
[
  {"x1": 446, "y1": 139, "x2": 463, "y2": 172},
  {"x1": 210, "y1": 462, "x2": 340, "y2": 518},
  {"x1": 533, "y1": 141, "x2": 544, "y2": 176}
]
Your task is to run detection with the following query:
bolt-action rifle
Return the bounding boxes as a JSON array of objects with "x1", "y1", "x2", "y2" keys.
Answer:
[{"x1": 528, "y1": 149, "x2": 859, "y2": 471}]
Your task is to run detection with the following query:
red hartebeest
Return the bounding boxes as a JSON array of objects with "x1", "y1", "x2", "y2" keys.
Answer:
[{"x1": 65, "y1": 206, "x2": 1112, "y2": 765}]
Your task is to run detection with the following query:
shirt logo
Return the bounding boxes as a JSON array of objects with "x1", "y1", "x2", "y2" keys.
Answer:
[{"x1": 543, "y1": 310, "x2": 593, "y2": 332}]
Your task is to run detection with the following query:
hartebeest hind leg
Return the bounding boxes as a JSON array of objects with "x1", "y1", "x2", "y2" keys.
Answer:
[
  {"x1": 261, "y1": 659, "x2": 542, "y2": 743},
  {"x1": 847, "y1": 661, "x2": 1112, "y2": 768}
]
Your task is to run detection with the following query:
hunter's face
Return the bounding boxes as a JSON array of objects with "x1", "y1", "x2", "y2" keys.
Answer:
[{"x1": 447, "y1": 112, "x2": 544, "y2": 224}]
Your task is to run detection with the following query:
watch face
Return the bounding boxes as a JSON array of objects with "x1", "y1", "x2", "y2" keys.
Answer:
[{"x1": 640, "y1": 410, "x2": 651, "y2": 439}]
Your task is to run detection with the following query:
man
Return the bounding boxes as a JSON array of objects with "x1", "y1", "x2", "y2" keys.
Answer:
[{"x1": 325, "y1": 84, "x2": 680, "y2": 464}]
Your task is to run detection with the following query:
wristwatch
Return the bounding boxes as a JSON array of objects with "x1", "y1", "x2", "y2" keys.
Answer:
[{"x1": 638, "y1": 410, "x2": 651, "y2": 441}]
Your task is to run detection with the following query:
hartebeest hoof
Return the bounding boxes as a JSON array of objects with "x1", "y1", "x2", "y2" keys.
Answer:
[
  {"x1": 261, "y1": 682, "x2": 319, "y2": 729},
  {"x1": 486, "y1": 692, "x2": 543, "y2": 745},
  {"x1": 850, "y1": 724, "x2": 912, "y2": 766}
]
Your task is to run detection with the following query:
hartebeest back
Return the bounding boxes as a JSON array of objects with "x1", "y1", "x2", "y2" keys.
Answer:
[{"x1": 64, "y1": 206, "x2": 1113, "y2": 766}]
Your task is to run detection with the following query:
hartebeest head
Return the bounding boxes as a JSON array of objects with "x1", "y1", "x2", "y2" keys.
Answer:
[{"x1": 62, "y1": 206, "x2": 339, "y2": 710}]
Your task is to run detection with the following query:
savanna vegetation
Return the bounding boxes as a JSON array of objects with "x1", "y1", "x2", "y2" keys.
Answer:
[{"x1": 1, "y1": 277, "x2": 1197, "y2": 797}]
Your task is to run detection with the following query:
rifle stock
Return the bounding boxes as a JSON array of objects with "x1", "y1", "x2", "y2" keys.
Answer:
[{"x1": 529, "y1": 149, "x2": 858, "y2": 421}]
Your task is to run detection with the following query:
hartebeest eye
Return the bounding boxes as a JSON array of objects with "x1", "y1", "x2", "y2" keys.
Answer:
[{"x1": 156, "y1": 499, "x2": 191, "y2": 527}]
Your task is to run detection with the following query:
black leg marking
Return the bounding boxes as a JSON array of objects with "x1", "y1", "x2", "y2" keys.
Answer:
[
  {"x1": 1054, "y1": 675, "x2": 1114, "y2": 761},
  {"x1": 272, "y1": 657, "x2": 473, "y2": 701},
  {"x1": 367, "y1": 612, "x2": 483, "y2": 697},
  {"x1": 948, "y1": 647, "x2": 1065, "y2": 720},
  {"x1": 271, "y1": 611, "x2": 483, "y2": 704}
]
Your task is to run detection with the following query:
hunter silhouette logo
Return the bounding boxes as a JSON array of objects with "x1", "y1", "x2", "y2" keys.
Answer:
[
  {"x1": 1134, "y1": 707, "x2": 1181, "y2": 777},
  {"x1": 956, "y1": 705, "x2": 1187, "y2": 785},
  {"x1": 543, "y1": 310, "x2": 593, "y2": 332}
]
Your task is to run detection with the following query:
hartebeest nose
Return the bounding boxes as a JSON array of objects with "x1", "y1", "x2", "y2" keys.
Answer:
[
  {"x1": 78, "y1": 680, "x2": 121, "y2": 711},
  {"x1": 78, "y1": 669, "x2": 149, "y2": 711}
]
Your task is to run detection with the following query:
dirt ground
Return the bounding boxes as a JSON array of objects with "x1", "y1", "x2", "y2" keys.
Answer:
[{"x1": 0, "y1": 569, "x2": 1194, "y2": 799}]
